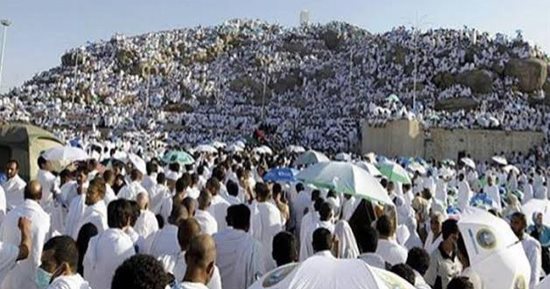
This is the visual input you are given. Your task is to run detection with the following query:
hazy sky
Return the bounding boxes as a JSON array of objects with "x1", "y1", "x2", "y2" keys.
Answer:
[{"x1": 1, "y1": 0, "x2": 549, "y2": 92}]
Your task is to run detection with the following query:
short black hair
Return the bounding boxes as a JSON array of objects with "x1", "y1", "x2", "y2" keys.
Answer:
[
  {"x1": 129, "y1": 200, "x2": 140, "y2": 226},
  {"x1": 255, "y1": 182, "x2": 270, "y2": 199},
  {"x1": 442, "y1": 219, "x2": 459, "y2": 240},
  {"x1": 319, "y1": 202, "x2": 333, "y2": 221},
  {"x1": 228, "y1": 204, "x2": 250, "y2": 230},
  {"x1": 226, "y1": 180, "x2": 239, "y2": 197},
  {"x1": 390, "y1": 264, "x2": 415, "y2": 286},
  {"x1": 108, "y1": 199, "x2": 133, "y2": 229},
  {"x1": 311, "y1": 190, "x2": 321, "y2": 202},
  {"x1": 359, "y1": 226, "x2": 379, "y2": 253},
  {"x1": 111, "y1": 254, "x2": 169, "y2": 289},
  {"x1": 312, "y1": 227, "x2": 332, "y2": 253},
  {"x1": 313, "y1": 197, "x2": 325, "y2": 212},
  {"x1": 295, "y1": 183, "x2": 304, "y2": 192},
  {"x1": 43, "y1": 235, "x2": 79, "y2": 272},
  {"x1": 76, "y1": 223, "x2": 98, "y2": 275},
  {"x1": 38, "y1": 156, "x2": 48, "y2": 168},
  {"x1": 146, "y1": 162, "x2": 158, "y2": 175},
  {"x1": 7, "y1": 159, "x2": 19, "y2": 169},
  {"x1": 406, "y1": 247, "x2": 430, "y2": 275},
  {"x1": 447, "y1": 277, "x2": 474, "y2": 289},
  {"x1": 156, "y1": 172, "x2": 166, "y2": 184},
  {"x1": 376, "y1": 215, "x2": 393, "y2": 237},
  {"x1": 272, "y1": 231, "x2": 298, "y2": 267}
]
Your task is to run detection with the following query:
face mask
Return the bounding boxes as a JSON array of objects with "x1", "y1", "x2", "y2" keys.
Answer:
[{"x1": 35, "y1": 267, "x2": 52, "y2": 289}]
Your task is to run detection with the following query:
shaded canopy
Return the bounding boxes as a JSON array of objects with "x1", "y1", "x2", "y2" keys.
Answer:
[{"x1": 0, "y1": 123, "x2": 64, "y2": 181}]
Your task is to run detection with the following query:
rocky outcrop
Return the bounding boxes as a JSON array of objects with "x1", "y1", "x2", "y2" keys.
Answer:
[{"x1": 505, "y1": 58, "x2": 547, "y2": 93}]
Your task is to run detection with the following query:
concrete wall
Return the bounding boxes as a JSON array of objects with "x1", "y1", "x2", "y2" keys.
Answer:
[
  {"x1": 361, "y1": 119, "x2": 424, "y2": 158},
  {"x1": 361, "y1": 120, "x2": 545, "y2": 161}
]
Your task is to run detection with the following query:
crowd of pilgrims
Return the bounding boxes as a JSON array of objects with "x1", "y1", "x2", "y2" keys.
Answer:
[
  {"x1": 3, "y1": 20, "x2": 550, "y2": 157},
  {"x1": 1, "y1": 145, "x2": 550, "y2": 289}
]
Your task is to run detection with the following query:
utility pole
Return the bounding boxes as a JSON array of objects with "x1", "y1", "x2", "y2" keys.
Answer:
[{"x1": 0, "y1": 19, "x2": 12, "y2": 93}]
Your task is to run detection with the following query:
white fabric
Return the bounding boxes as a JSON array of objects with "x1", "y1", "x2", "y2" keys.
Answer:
[
  {"x1": 375, "y1": 239, "x2": 408, "y2": 266},
  {"x1": 423, "y1": 232, "x2": 442, "y2": 255},
  {"x1": 195, "y1": 209, "x2": 218, "y2": 236},
  {"x1": 73, "y1": 201, "x2": 108, "y2": 240},
  {"x1": 300, "y1": 218, "x2": 334, "y2": 262},
  {"x1": 0, "y1": 199, "x2": 51, "y2": 289},
  {"x1": 104, "y1": 184, "x2": 117, "y2": 205},
  {"x1": 357, "y1": 253, "x2": 385, "y2": 269},
  {"x1": 207, "y1": 195, "x2": 230, "y2": 231},
  {"x1": 2, "y1": 175, "x2": 26, "y2": 210},
  {"x1": 334, "y1": 220, "x2": 360, "y2": 259},
  {"x1": 180, "y1": 282, "x2": 209, "y2": 289},
  {"x1": 144, "y1": 224, "x2": 180, "y2": 257},
  {"x1": 37, "y1": 169, "x2": 57, "y2": 209},
  {"x1": 457, "y1": 180, "x2": 472, "y2": 211},
  {"x1": 159, "y1": 251, "x2": 222, "y2": 289},
  {"x1": 484, "y1": 185, "x2": 501, "y2": 210},
  {"x1": 0, "y1": 186, "x2": 6, "y2": 224},
  {"x1": 461, "y1": 267, "x2": 486, "y2": 289},
  {"x1": 249, "y1": 200, "x2": 283, "y2": 263},
  {"x1": 64, "y1": 195, "x2": 86, "y2": 239},
  {"x1": 0, "y1": 241, "x2": 18, "y2": 285},
  {"x1": 117, "y1": 181, "x2": 147, "y2": 201},
  {"x1": 292, "y1": 190, "x2": 311, "y2": 235},
  {"x1": 83, "y1": 228, "x2": 135, "y2": 289},
  {"x1": 47, "y1": 273, "x2": 92, "y2": 289},
  {"x1": 521, "y1": 235, "x2": 542, "y2": 289},
  {"x1": 135, "y1": 209, "x2": 159, "y2": 239},
  {"x1": 213, "y1": 228, "x2": 267, "y2": 289}
]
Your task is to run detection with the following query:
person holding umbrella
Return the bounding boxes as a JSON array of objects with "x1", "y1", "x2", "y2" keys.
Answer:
[{"x1": 425, "y1": 219, "x2": 463, "y2": 289}]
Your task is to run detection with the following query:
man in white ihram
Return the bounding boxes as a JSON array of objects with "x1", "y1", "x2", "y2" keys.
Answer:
[
  {"x1": 249, "y1": 183, "x2": 283, "y2": 269},
  {"x1": 0, "y1": 181, "x2": 51, "y2": 289},
  {"x1": 117, "y1": 169, "x2": 146, "y2": 201},
  {"x1": 213, "y1": 204, "x2": 267, "y2": 289},
  {"x1": 2, "y1": 160, "x2": 26, "y2": 210}
]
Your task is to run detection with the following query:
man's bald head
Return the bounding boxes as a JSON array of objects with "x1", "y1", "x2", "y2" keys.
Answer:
[
  {"x1": 198, "y1": 190, "x2": 212, "y2": 210},
  {"x1": 24, "y1": 180, "x2": 42, "y2": 201},
  {"x1": 136, "y1": 192, "x2": 149, "y2": 210},
  {"x1": 178, "y1": 218, "x2": 201, "y2": 251},
  {"x1": 182, "y1": 197, "x2": 197, "y2": 217},
  {"x1": 186, "y1": 234, "x2": 216, "y2": 271}
]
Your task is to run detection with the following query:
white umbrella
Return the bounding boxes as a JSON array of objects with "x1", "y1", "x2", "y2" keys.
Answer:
[
  {"x1": 364, "y1": 152, "x2": 377, "y2": 164},
  {"x1": 195, "y1": 144, "x2": 218, "y2": 154},
  {"x1": 537, "y1": 275, "x2": 550, "y2": 289},
  {"x1": 42, "y1": 146, "x2": 89, "y2": 162},
  {"x1": 356, "y1": 161, "x2": 382, "y2": 177},
  {"x1": 460, "y1": 157, "x2": 476, "y2": 169},
  {"x1": 492, "y1": 156, "x2": 508, "y2": 166},
  {"x1": 407, "y1": 162, "x2": 426, "y2": 175},
  {"x1": 459, "y1": 208, "x2": 531, "y2": 289},
  {"x1": 335, "y1": 152, "x2": 352, "y2": 162},
  {"x1": 234, "y1": 140, "x2": 246, "y2": 148},
  {"x1": 127, "y1": 153, "x2": 147, "y2": 175},
  {"x1": 294, "y1": 150, "x2": 330, "y2": 166},
  {"x1": 296, "y1": 161, "x2": 392, "y2": 205},
  {"x1": 286, "y1": 145, "x2": 306, "y2": 153},
  {"x1": 522, "y1": 199, "x2": 550, "y2": 226},
  {"x1": 253, "y1": 145, "x2": 273, "y2": 155},
  {"x1": 502, "y1": 165, "x2": 520, "y2": 175},
  {"x1": 226, "y1": 144, "x2": 244, "y2": 153},
  {"x1": 248, "y1": 256, "x2": 415, "y2": 289},
  {"x1": 210, "y1": 141, "x2": 226, "y2": 149}
]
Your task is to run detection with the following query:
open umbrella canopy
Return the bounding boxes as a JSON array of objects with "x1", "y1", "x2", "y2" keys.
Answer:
[
  {"x1": 460, "y1": 157, "x2": 476, "y2": 169},
  {"x1": 407, "y1": 162, "x2": 426, "y2": 175},
  {"x1": 522, "y1": 199, "x2": 550, "y2": 226},
  {"x1": 377, "y1": 161, "x2": 412, "y2": 185},
  {"x1": 458, "y1": 208, "x2": 530, "y2": 289},
  {"x1": 294, "y1": 150, "x2": 330, "y2": 166},
  {"x1": 296, "y1": 161, "x2": 392, "y2": 205},
  {"x1": 442, "y1": 159, "x2": 456, "y2": 167},
  {"x1": 492, "y1": 156, "x2": 508, "y2": 166},
  {"x1": 234, "y1": 140, "x2": 246, "y2": 148},
  {"x1": 503, "y1": 165, "x2": 520, "y2": 175},
  {"x1": 253, "y1": 145, "x2": 273, "y2": 155},
  {"x1": 263, "y1": 168, "x2": 298, "y2": 183},
  {"x1": 385, "y1": 93, "x2": 401, "y2": 103},
  {"x1": 335, "y1": 152, "x2": 352, "y2": 162},
  {"x1": 42, "y1": 146, "x2": 89, "y2": 162},
  {"x1": 162, "y1": 150, "x2": 195, "y2": 165},
  {"x1": 226, "y1": 144, "x2": 244, "y2": 153},
  {"x1": 195, "y1": 144, "x2": 218, "y2": 154},
  {"x1": 248, "y1": 255, "x2": 415, "y2": 289},
  {"x1": 287, "y1": 145, "x2": 306, "y2": 153},
  {"x1": 210, "y1": 141, "x2": 226, "y2": 149},
  {"x1": 355, "y1": 161, "x2": 382, "y2": 177},
  {"x1": 127, "y1": 153, "x2": 147, "y2": 175}
]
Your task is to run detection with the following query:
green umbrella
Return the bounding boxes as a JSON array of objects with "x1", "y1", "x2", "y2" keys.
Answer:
[
  {"x1": 162, "y1": 150, "x2": 195, "y2": 165},
  {"x1": 377, "y1": 161, "x2": 412, "y2": 185}
]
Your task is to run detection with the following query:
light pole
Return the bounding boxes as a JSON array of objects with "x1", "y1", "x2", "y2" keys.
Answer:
[{"x1": 0, "y1": 19, "x2": 11, "y2": 94}]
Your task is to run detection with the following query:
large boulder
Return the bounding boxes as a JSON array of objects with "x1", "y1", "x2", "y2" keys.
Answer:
[
  {"x1": 457, "y1": 69, "x2": 493, "y2": 94},
  {"x1": 432, "y1": 72, "x2": 456, "y2": 89},
  {"x1": 321, "y1": 29, "x2": 342, "y2": 50},
  {"x1": 434, "y1": 97, "x2": 479, "y2": 112},
  {"x1": 505, "y1": 58, "x2": 547, "y2": 93}
]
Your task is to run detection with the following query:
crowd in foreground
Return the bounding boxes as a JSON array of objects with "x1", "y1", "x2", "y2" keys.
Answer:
[{"x1": 0, "y1": 142, "x2": 549, "y2": 289}]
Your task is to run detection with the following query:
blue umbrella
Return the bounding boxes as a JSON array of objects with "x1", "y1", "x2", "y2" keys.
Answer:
[{"x1": 263, "y1": 168, "x2": 298, "y2": 183}]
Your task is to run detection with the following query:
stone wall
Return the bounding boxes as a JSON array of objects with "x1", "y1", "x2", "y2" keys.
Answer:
[{"x1": 361, "y1": 120, "x2": 545, "y2": 161}]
